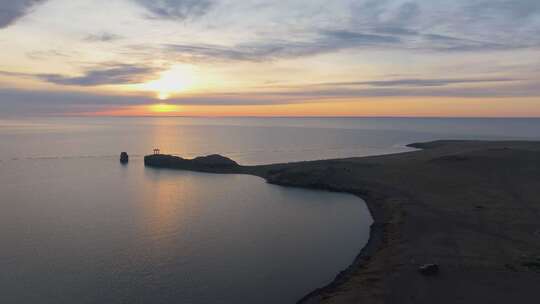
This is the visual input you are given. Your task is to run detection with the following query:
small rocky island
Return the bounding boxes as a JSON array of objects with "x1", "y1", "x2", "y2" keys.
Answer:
[
  {"x1": 120, "y1": 152, "x2": 129, "y2": 164},
  {"x1": 144, "y1": 153, "x2": 240, "y2": 172}
]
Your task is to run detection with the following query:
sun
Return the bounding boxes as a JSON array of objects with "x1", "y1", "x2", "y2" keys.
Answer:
[
  {"x1": 140, "y1": 64, "x2": 197, "y2": 100},
  {"x1": 157, "y1": 91, "x2": 170, "y2": 100},
  {"x1": 149, "y1": 103, "x2": 181, "y2": 114}
]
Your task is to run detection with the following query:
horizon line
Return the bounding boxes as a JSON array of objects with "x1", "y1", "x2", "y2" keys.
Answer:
[{"x1": 4, "y1": 114, "x2": 540, "y2": 119}]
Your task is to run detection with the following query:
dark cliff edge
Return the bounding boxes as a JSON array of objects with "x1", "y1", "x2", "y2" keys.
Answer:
[{"x1": 143, "y1": 141, "x2": 540, "y2": 304}]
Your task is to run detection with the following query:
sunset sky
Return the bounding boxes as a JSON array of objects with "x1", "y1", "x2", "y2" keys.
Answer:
[{"x1": 1, "y1": 0, "x2": 539, "y2": 117}]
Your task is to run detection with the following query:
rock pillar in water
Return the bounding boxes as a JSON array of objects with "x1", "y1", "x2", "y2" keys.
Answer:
[{"x1": 120, "y1": 152, "x2": 129, "y2": 164}]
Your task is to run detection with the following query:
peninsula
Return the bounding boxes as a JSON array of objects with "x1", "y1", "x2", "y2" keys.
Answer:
[{"x1": 145, "y1": 140, "x2": 540, "y2": 303}]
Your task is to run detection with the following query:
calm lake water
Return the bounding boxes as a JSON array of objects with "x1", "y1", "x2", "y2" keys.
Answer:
[{"x1": 1, "y1": 117, "x2": 539, "y2": 303}]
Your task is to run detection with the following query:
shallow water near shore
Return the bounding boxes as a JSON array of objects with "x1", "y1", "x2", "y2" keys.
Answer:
[
  {"x1": 0, "y1": 157, "x2": 372, "y2": 304},
  {"x1": 1, "y1": 117, "x2": 539, "y2": 303}
]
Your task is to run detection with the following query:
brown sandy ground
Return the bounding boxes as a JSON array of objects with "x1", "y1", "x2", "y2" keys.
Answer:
[{"x1": 146, "y1": 141, "x2": 540, "y2": 303}]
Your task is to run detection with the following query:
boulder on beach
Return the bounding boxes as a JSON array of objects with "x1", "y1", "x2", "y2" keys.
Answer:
[{"x1": 418, "y1": 263, "x2": 439, "y2": 276}]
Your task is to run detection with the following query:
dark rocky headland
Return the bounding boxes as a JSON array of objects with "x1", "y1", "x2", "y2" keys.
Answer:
[
  {"x1": 145, "y1": 141, "x2": 540, "y2": 304},
  {"x1": 144, "y1": 153, "x2": 239, "y2": 172}
]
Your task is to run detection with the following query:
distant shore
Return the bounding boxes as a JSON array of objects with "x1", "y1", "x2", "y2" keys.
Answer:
[{"x1": 145, "y1": 140, "x2": 540, "y2": 303}]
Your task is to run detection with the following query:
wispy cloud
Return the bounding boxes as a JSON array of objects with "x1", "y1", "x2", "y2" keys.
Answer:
[
  {"x1": 0, "y1": 0, "x2": 46, "y2": 28},
  {"x1": 134, "y1": 0, "x2": 214, "y2": 20},
  {"x1": 36, "y1": 64, "x2": 159, "y2": 86},
  {"x1": 1, "y1": 0, "x2": 215, "y2": 31},
  {"x1": 305, "y1": 77, "x2": 521, "y2": 88},
  {"x1": 349, "y1": 0, "x2": 540, "y2": 51},
  {"x1": 164, "y1": 30, "x2": 400, "y2": 62},
  {"x1": 152, "y1": 0, "x2": 540, "y2": 63},
  {"x1": 84, "y1": 32, "x2": 123, "y2": 42},
  {"x1": 466, "y1": 0, "x2": 540, "y2": 19},
  {"x1": 249, "y1": 80, "x2": 540, "y2": 99},
  {"x1": 26, "y1": 49, "x2": 74, "y2": 60},
  {"x1": 0, "y1": 63, "x2": 160, "y2": 86},
  {"x1": 161, "y1": 28, "x2": 528, "y2": 63}
]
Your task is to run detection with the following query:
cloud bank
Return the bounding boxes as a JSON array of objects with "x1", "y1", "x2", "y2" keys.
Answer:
[{"x1": 35, "y1": 64, "x2": 159, "y2": 86}]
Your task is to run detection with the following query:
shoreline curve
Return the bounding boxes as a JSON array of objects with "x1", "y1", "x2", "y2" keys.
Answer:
[{"x1": 145, "y1": 140, "x2": 540, "y2": 304}]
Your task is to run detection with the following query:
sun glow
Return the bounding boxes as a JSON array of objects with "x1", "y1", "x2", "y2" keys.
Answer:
[
  {"x1": 149, "y1": 103, "x2": 181, "y2": 113},
  {"x1": 139, "y1": 65, "x2": 197, "y2": 100}
]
